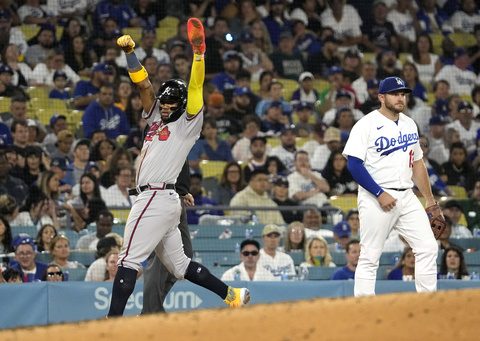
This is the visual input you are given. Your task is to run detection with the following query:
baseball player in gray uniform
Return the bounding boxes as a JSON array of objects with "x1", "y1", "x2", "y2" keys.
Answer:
[
  {"x1": 108, "y1": 18, "x2": 249, "y2": 317},
  {"x1": 343, "y1": 77, "x2": 439, "y2": 296}
]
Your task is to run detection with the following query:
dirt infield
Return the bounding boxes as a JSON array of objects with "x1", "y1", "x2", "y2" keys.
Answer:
[{"x1": 1, "y1": 289, "x2": 479, "y2": 341}]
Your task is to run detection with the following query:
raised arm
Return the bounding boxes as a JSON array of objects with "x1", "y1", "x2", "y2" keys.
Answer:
[
  {"x1": 186, "y1": 18, "x2": 206, "y2": 118},
  {"x1": 116, "y1": 35, "x2": 156, "y2": 114}
]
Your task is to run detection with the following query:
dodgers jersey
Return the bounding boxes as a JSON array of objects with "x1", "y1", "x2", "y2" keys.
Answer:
[
  {"x1": 136, "y1": 99, "x2": 203, "y2": 185},
  {"x1": 342, "y1": 110, "x2": 422, "y2": 189}
]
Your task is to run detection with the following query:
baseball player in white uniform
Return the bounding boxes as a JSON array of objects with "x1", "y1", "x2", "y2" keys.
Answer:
[
  {"x1": 343, "y1": 76, "x2": 438, "y2": 296},
  {"x1": 108, "y1": 18, "x2": 249, "y2": 317}
]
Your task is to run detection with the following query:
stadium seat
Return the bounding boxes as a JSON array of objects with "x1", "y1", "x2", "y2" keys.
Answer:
[
  {"x1": 464, "y1": 252, "x2": 480, "y2": 266},
  {"x1": 70, "y1": 250, "x2": 96, "y2": 266},
  {"x1": 36, "y1": 252, "x2": 52, "y2": 264},
  {"x1": 199, "y1": 160, "x2": 227, "y2": 180},
  {"x1": 10, "y1": 225, "x2": 37, "y2": 238},
  {"x1": 454, "y1": 238, "x2": 480, "y2": 251},
  {"x1": 122, "y1": 27, "x2": 142, "y2": 43},
  {"x1": 399, "y1": 53, "x2": 410, "y2": 64},
  {"x1": 191, "y1": 224, "x2": 264, "y2": 238},
  {"x1": 26, "y1": 86, "x2": 49, "y2": 99},
  {"x1": 266, "y1": 136, "x2": 280, "y2": 148},
  {"x1": 447, "y1": 185, "x2": 468, "y2": 199},
  {"x1": 307, "y1": 266, "x2": 337, "y2": 280},
  {"x1": 430, "y1": 33, "x2": 444, "y2": 55},
  {"x1": 331, "y1": 251, "x2": 346, "y2": 266},
  {"x1": 110, "y1": 209, "x2": 130, "y2": 224},
  {"x1": 329, "y1": 195, "x2": 358, "y2": 214},
  {"x1": 377, "y1": 265, "x2": 394, "y2": 280},
  {"x1": 426, "y1": 92, "x2": 435, "y2": 105},
  {"x1": 277, "y1": 78, "x2": 299, "y2": 101},
  {"x1": 156, "y1": 16, "x2": 179, "y2": 45},
  {"x1": 379, "y1": 252, "x2": 401, "y2": 266},
  {"x1": 0, "y1": 96, "x2": 11, "y2": 113},
  {"x1": 312, "y1": 79, "x2": 329, "y2": 92},
  {"x1": 65, "y1": 267, "x2": 88, "y2": 281},
  {"x1": 292, "y1": 113, "x2": 316, "y2": 125},
  {"x1": 194, "y1": 252, "x2": 239, "y2": 267},
  {"x1": 362, "y1": 52, "x2": 375, "y2": 63},
  {"x1": 449, "y1": 33, "x2": 476, "y2": 48},
  {"x1": 191, "y1": 238, "x2": 240, "y2": 252},
  {"x1": 296, "y1": 136, "x2": 311, "y2": 147},
  {"x1": 288, "y1": 251, "x2": 304, "y2": 266},
  {"x1": 60, "y1": 230, "x2": 80, "y2": 248},
  {"x1": 20, "y1": 24, "x2": 40, "y2": 41}
]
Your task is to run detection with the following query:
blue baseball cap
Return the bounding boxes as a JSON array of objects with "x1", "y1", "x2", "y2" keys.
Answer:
[
  {"x1": 53, "y1": 70, "x2": 68, "y2": 80},
  {"x1": 333, "y1": 221, "x2": 351, "y2": 238},
  {"x1": 240, "y1": 31, "x2": 254, "y2": 43},
  {"x1": 233, "y1": 86, "x2": 250, "y2": 96},
  {"x1": 429, "y1": 115, "x2": 448, "y2": 126},
  {"x1": 328, "y1": 66, "x2": 343, "y2": 76},
  {"x1": 367, "y1": 79, "x2": 379, "y2": 89},
  {"x1": 12, "y1": 234, "x2": 35, "y2": 250},
  {"x1": 457, "y1": 101, "x2": 473, "y2": 112},
  {"x1": 51, "y1": 157, "x2": 72, "y2": 171},
  {"x1": 0, "y1": 64, "x2": 14, "y2": 75},
  {"x1": 378, "y1": 77, "x2": 412, "y2": 94},
  {"x1": 296, "y1": 101, "x2": 313, "y2": 111},
  {"x1": 92, "y1": 63, "x2": 113, "y2": 74},
  {"x1": 50, "y1": 114, "x2": 66, "y2": 128}
]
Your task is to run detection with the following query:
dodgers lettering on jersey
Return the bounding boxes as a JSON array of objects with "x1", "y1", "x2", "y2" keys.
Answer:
[
  {"x1": 342, "y1": 110, "x2": 423, "y2": 189},
  {"x1": 136, "y1": 100, "x2": 203, "y2": 185}
]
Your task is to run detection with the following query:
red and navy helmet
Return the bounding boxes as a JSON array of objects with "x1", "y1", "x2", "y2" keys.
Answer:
[{"x1": 157, "y1": 79, "x2": 187, "y2": 122}]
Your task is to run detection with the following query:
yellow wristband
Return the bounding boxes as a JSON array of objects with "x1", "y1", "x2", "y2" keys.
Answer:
[{"x1": 128, "y1": 66, "x2": 148, "y2": 83}]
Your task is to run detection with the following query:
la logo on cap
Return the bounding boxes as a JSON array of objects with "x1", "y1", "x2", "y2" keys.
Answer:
[{"x1": 395, "y1": 77, "x2": 404, "y2": 86}]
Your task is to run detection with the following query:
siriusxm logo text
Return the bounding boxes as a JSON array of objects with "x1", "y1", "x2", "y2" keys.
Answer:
[{"x1": 375, "y1": 131, "x2": 419, "y2": 156}]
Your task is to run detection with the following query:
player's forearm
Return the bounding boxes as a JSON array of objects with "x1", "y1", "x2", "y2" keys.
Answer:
[
  {"x1": 186, "y1": 54, "x2": 205, "y2": 116},
  {"x1": 125, "y1": 51, "x2": 155, "y2": 113},
  {"x1": 412, "y1": 159, "x2": 435, "y2": 206}
]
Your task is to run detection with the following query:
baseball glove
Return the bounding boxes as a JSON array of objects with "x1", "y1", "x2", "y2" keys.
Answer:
[{"x1": 425, "y1": 203, "x2": 446, "y2": 239}]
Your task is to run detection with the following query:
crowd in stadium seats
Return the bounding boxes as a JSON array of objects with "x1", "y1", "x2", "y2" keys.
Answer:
[{"x1": 1, "y1": 0, "x2": 480, "y2": 283}]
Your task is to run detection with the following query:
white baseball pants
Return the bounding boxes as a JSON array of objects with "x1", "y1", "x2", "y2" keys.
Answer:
[
  {"x1": 354, "y1": 188, "x2": 438, "y2": 296},
  {"x1": 118, "y1": 189, "x2": 191, "y2": 279}
]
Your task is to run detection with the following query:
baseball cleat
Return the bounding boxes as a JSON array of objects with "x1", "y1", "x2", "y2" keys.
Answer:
[
  {"x1": 187, "y1": 17, "x2": 206, "y2": 55},
  {"x1": 224, "y1": 287, "x2": 250, "y2": 308}
]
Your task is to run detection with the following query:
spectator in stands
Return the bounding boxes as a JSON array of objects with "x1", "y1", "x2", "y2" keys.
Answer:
[
  {"x1": 187, "y1": 172, "x2": 223, "y2": 225},
  {"x1": 341, "y1": 49, "x2": 363, "y2": 84},
  {"x1": 331, "y1": 221, "x2": 352, "y2": 252},
  {"x1": 232, "y1": 115, "x2": 262, "y2": 163},
  {"x1": 188, "y1": 118, "x2": 233, "y2": 171},
  {"x1": 171, "y1": 54, "x2": 190, "y2": 82},
  {"x1": 387, "y1": 247, "x2": 415, "y2": 280},
  {"x1": 48, "y1": 71, "x2": 70, "y2": 100},
  {"x1": 407, "y1": 33, "x2": 442, "y2": 85},
  {"x1": 291, "y1": 72, "x2": 319, "y2": 105},
  {"x1": 94, "y1": 0, "x2": 140, "y2": 30},
  {"x1": 70, "y1": 139, "x2": 90, "y2": 185},
  {"x1": 306, "y1": 35, "x2": 341, "y2": 79},
  {"x1": 76, "y1": 210, "x2": 113, "y2": 250},
  {"x1": 417, "y1": 0, "x2": 450, "y2": 34},
  {"x1": 331, "y1": 239, "x2": 360, "y2": 280},
  {"x1": 42, "y1": 263, "x2": 64, "y2": 282},
  {"x1": 35, "y1": 223, "x2": 57, "y2": 252},
  {"x1": 435, "y1": 48, "x2": 477, "y2": 96},
  {"x1": 442, "y1": 142, "x2": 476, "y2": 191},
  {"x1": 320, "y1": 0, "x2": 363, "y2": 52},
  {"x1": 439, "y1": 246, "x2": 470, "y2": 279},
  {"x1": 255, "y1": 79, "x2": 292, "y2": 117},
  {"x1": 0, "y1": 150, "x2": 28, "y2": 206},
  {"x1": 269, "y1": 127, "x2": 297, "y2": 172},
  {"x1": 31, "y1": 48, "x2": 80, "y2": 87},
  {"x1": 0, "y1": 64, "x2": 27, "y2": 98},
  {"x1": 322, "y1": 90, "x2": 363, "y2": 126},
  {"x1": 345, "y1": 209, "x2": 360, "y2": 239},
  {"x1": 431, "y1": 80, "x2": 451, "y2": 118},
  {"x1": 265, "y1": 156, "x2": 288, "y2": 182},
  {"x1": 360, "y1": 79, "x2": 381, "y2": 115},
  {"x1": 222, "y1": 239, "x2": 277, "y2": 281},
  {"x1": 352, "y1": 62, "x2": 377, "y2": 105},
  {"x1": 418, "y1": 135, "x2": 450, "y2": 196},
  {"x1": 290, "y1": 7, "x2": 321, "y2": 59},
  {"x1": 243, "y1": 136, "x2": 268, "y2": 182},
  {"x1": 104, "y1": 249, "x2": 119, "y2": 281},
  {"x1": 333, "y1": 107, "x2": 356, "y2": 142},
  {"x1": 262, "y1": 0, "x2": 291, "y2": 47},
  {"x1": 82, "y1": 84, "x2": 130, "y2": 139},
  {"x1": 113, "y1": 80, "x2": 132, "y2": 112},
  {"x1": 210, "y1": 50, "x2": 242, "y2": 93},
  {"x1": 104, "y1": 166, "x2": 133, "y2": 208},
  {"x1": 443, "y1": 200, "x2": 473, "y2": 239},
  {"x1": 237, "y1": 30, "x2": 273, "y2": 83},
  {"x1": 203, "y1": 17, "x2": 230, "y2": 76},
  {"x1": 0, "y1": 97, "x2": 27, "y2": 129},
  {"x1": 269, "y1": 31, "x2": 305, "y2": 80},
  {"x1": 283, "y1": 221, "x2": 306, "y2": 253},
  {"x1": 438, "y1": 216, "x2": 463, "y2": 251},
  {"x1": 49, "y1": 235, "x2": 85, "y2": 270},
  {"x1": 230, "y1": 168, "x2": 285, "y2": 225},
  {"x1": 84, "y1": 235, "x2": 120, "y2": 281},
  {"x1": 450, "y1": 0, "x2": 480, "y2": 33},
  {"x1": 248, "y1": 18, "x2": 274, "y2": 56},
  {"x1": 311, "y1": 127, "x2": 342, "y2": 171},
  {"x1": 18, "y1": 0, "x2": 56, "y2": 25},
  {"x1": 260, "y1": 101, "x2": 290, "y2": 136},
  {"x1": 427, "y1": 116, "x2": 449, "y2": 165},
  {"x1": 1, "y1": 267, "x2": 21, "y2": 283},
  {"x1": 2, "y1": 44, "x2": 32, "y2": 87},
  {"x1": 10, "y1": 234, "x2": 48, "y2": 282},
  {"x1": 0, "y1": 215, "x2": 13, "y2": 254},
  {"x1": 10, "y1": 186, "x2": 59, "y2": 230},
  {"x1": 64, "y1": 36, "x2": 95, "y2": 78},
  {"x1": 376, "y1": 49, "x2": 402, "y2": 79},
  {"x1": 25, "y1": 24, "x2": 56, "y2": 67},
  {"x1": 293, "y1": 102, "x2": 315, "y2": 138},
  {"x1": 300, "y1": 236, "x2": 336, "y2": 269},
  {"x1": 301, "y1": 123, "x2": 327, "y2": 161},
  {"x1": 271, "y1": 176, "x2": 302, "y2": 224},
  {"x1": 224, "y1": 87, "x2": 252, "y2": 139},
  {"x1": 134, "y1": 0, "x2": 162, "y2": 29},
  {"x1": 361, "y1": 0, "x2": 398, "y2": 53},
  {"x1": 100, "y1": 147, "x2": 132, "y2": 188},
  {"x1": 447, "y1": 101, "x2": 480, "y2": 155},
  {"x1": 69, "y1": 173, "x2": 105, "y2": 217},
  {"x1": 90, "y1": 139, "x2": 116, "y2": 172},
  {"x1": 302, "y1": 208, "x2": 333, "y2": 239},
  {"x1": 73, "y1": 62, "x2": 112, "y2": 110},
  {"x1": 48, "y1": 129, "x2": 74, "y2": 161},
  {"x1": 386, "y1": 0, "x2": 420, "y2": 51},
  {"x1": 321, "y1": 150, "x2": 357, "y2": 196},
  {"x1": 257, "y1": 224, "x2": 295, "y2": 278},
  {"x1": 402, "y1": 61, "x2": 427, "y2": 102},
  {"x1": 212, "y1": 161, "x2": 246, "y2": 206},
  {"x1": 13, "y1": 145, "x2": 44, "y2": 186},
  {"x1": 468, "y1": 24, "x2": 480, "y2": 74}
]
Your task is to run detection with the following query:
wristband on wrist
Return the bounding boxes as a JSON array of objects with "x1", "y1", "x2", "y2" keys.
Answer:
[{"x1": 128, "y1": 66, "x2": 148, "y2": 83}]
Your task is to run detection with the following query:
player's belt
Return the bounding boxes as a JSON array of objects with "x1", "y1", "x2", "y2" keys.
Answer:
[
  {"x1": 128, "y1": 183, "x2": 176, "y2": 196},
  {"x1": 384, "y1": 188, "x2": 409, "y2": 191}
]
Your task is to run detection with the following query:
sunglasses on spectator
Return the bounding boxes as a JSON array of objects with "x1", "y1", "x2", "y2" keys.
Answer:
[
  {"x1": 241, "y1": 250, "x2": 259, "y2": 257},
  {"x1": 47, "y1": 271, "x2": 63, "y2": 277}
]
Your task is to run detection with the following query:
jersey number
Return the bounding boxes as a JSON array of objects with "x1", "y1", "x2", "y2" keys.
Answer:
[{"x1": 409, "y1": 150, "x2": 414, "y2": 168}]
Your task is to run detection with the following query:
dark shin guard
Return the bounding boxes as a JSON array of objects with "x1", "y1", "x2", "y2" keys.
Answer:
[
  {"x1": 107, "y1": 266, "x2": 138, "y2": 317},
  {"x1": 184, "y1": 261, "x2": 228, "y2": 299}
]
